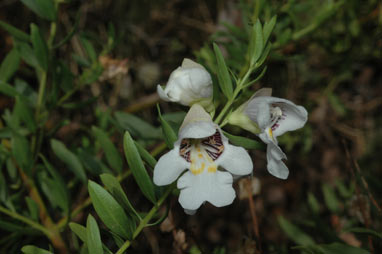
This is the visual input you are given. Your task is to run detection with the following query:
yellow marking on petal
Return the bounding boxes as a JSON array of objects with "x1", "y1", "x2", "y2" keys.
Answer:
[
  {"x1": 190, "y1": 162, "x2": 205, "y2": 175},
  {"x1": 198, "y1": 153, "x2": 203, "y2": 158},
  {"x1": 207, "y1": 165, "x2": 217, "y2": 173},
  {"x1": 268, "y1": 128, "x2": 273, "y2": 139}
]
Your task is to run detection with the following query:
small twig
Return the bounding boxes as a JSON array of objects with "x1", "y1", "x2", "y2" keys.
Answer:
[
  {"x1": 342, "y1": 139, "x2": 377, "y2": 253},
  {"x1": 245, "y1": 178, "x2": 261, "y2": 253},
  {"x1": 342, "y1": 139, "x2": 381, "y2": 213}
]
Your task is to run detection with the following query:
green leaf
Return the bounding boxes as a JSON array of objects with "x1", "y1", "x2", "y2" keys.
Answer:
[
  {"x1": 263, "y1": 15, "x2": 277, "y2": 45},
  {"x1": 21, "y1": 245, "x2": 53, "y2": 254},
  {"x1": 0, "y1": 81, "x2": 19, "y2": 97},
  {"x1": 77, "y1": 148, "x2": 104, "y2": 175},
  {"x1": 123, "y1": 131, "x2": 156, "y2": 203},
  {"x1": 69, "y1": 222, "x2": 87, "y2": 242},
  {"x1": 278, "y1": 216, "x2": 315, "y2": 246},
  {"x1": 14, "y1": 95, "x2": 36, "y2": 132},
  {"x1": 223, "y1": 131, "x2": 263, "y2": 150},
  {"x1": 157, "y1": 105, "x2": 177, "y2": 149},
  {"x1": 345, "y1": 227, "x2": 382, "y2": 239},
  {"x1": 0, "y1": 21, "x2": 30, "y2": 41},
  {"x1": 92, "y1": 126, "x2": 123, "y2": 173},
  {"x1": 0, "y1": 48, "x2": 20, "y2": 83},
  {"x1": 134, "y1": 141, "x2": 157, "y2": 169},
  {"x1": 100, "y1": 173, "x2": 141, "y2": 222},
  {"x1": 30, "y1": 24, "x2": 49, "y2": 71},
  {"x1": 307, "y1": 192, "x2": 320, "y2": 214},
  {"x1": 318, "y1": 242, "x2": 369, "y2": 254},
  {"x1": 79, "y1": 37, "x2": 97, "y2": 63},
  {"x1": 14, "y1": 40, "x2": 39, "y2": 68},
  {"x1": 114, "y1": 111, "x2": 162, "y2": 140},
  {"x1": 213, "y1": 43, "x2": 233, "y2": 99},
  {"x1": 88, "y1": 180, "x2": 133, "y2": 239},
  {"x1": 40, "y1": 155, "x2": 69, "y2": 214},
  {"x1": 20, "y1": 0, "x2": 57, "y2": 21},
  {"x1": 322, "y1": 184, "x2": 340, "y2": 213},
  {"x1": 248, "y1": 20, "x2": 264, "y2": 66},
  {"x1": 50, "y1": 139, "x2": 87, "y2": 182},
  {"x1": 25, "y1": 197, "x2": 39, "y2": 221},
  {"x1": 79, "y1": 63, "x2": 103, "y2": 85},
  {"x1": 86, "y1": 215, "x2": 103, "y2": 254},
  {"x1": 12, "y1": 133, "x2": 33, "y2": 176}
]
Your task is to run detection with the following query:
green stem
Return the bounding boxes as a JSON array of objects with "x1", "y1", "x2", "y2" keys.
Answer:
[
  {"x1": 0, "y1": 205, "x2": 51, "y2": 237},
  {"x1": 115, "y1": 184, "x2": 175, "y2": 254},
  {"x1": 214, "y1": 67, "x2": 253, "y2": 125}
]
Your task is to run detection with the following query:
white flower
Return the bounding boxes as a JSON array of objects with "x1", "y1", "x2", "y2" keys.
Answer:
[
  {"x1": 153, "y1": 104, "x2": 253, "y2": 214},
  {"x1": 157, "y1": 58, "x2": 213, "y2": 110},
  {"x1": 243, "y1": 89, "x2": 308, "y2": 179}
]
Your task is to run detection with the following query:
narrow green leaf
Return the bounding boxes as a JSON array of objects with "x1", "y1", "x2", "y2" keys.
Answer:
[
  {"x1": 20, "y1": 0, "x2": 57, "y2": 21},
  {"x1": 248, "y1": 20, "x2": 264, "y2": 66},
  {"x1": 69, "y1": 222, "x2": 87, "y2": 242},
  {"x1": 263, "y1": 15, "x2": 277, "y2": 44},
  {"x1": 223, "y1": 131, "x2": 263, "y2": 150},
  {"x1": 12, "y1": 133, "x2": 33, "y2": 176},
  {"x1": 14, "y1": 40, "x2": 39, "y2": 68},
  {"x1": 322, "y1": 184, "x2": 340, "y2": 213},
  {"x1": 318, "y1": 242, "x2": 369, "y2": 254},
  {"x1": 255, "y1": 44, "x2": 271, "y2": 68},
  {"x1": 92, "y1": 126, "x2": 123, "y2": 173},
  {"x1": 88, "y1": 180, "x2": 132, "y2": 239},
  {"x1": 79, "y1": 37, "x2": 97, "y2": 63},
  {"x1": 307, "y1": 192, "x2": 320, "y2": 214},
  {"x1": 77, "y1": 149, "x2": 104, "y2": 175},
  {"x1": 50, "y1": 139, "x2": 87, "y2": 182},
  {"x1": 345, "y1": 227, "x2": 382, "y2": 239},
  {"x1": 100, "y1": 173, "x2": 141, "y2": 222},
  {"x1": 30, "y1": 24, "x2": 49, "y2": 71},
  {"x1": 0, "y1": 48, "x2": 20, "y2": 83},
  {"x1": 79, "y1": 63, "x2": 103, "y2": 85},
  {"x1": 114, "y1": 111, "x2": 162, "y2": 140},
  {"x1": 40, "y1": 155, "x2": 69, "y2": 214},
  {"x1": 123, "y1": 131, "x2": 156, "y2": 203},
  {"x1": 134, "y1": 141, "x2": 157, "y2": 169},
  {"x1": 213, "y1": 43, "x2": 233, "y2": 99},
  {"x1": 14, "y1": 95, "x2": 36, "y2": 132},
  {"x1": 0, "y1": 81, "x2": 19, "y2": 97},
  {"x1": 278, "y1": 216, "x2": 315, "y2": 246},
  {"x1": 0, "y1": 21, "x2": 30, "y2": 41},
  {"x1": 21, "y1": 245, "x2": 53, "y2": 254},
  {"x1": 25, "y1": 197, "x2": 39, "y2": 221},
  {"x1": 157, "y1": 105, "x2": 177, "y2": 149},
  {"x1": 86, "y1": 215, "x2": 103, "y2": 254}
]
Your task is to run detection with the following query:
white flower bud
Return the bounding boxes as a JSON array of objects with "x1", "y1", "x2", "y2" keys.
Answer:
[{"x1": 157, "y1": 59, "x2": 213, "y2": 109}]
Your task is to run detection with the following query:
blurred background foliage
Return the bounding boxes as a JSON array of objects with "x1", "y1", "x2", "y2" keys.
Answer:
[{"x1": 0, "y1": 0, "x2": 381, "y2": 253}]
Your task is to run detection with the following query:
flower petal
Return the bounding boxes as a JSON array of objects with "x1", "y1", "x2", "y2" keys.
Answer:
[
  {"x1": 157, "y1": 85, "x2": 170, "y2": 102},
  {"x1": 153, "y1": 148, "x2": 189, "y2": 186},
  {"x1": 177, "y1": 171, "x2": 235, "y2": 210},
  {"x1": 179, "y1": 104, "x2": 216, "y2": 139},
  {"x1": 271, "y1": 102, "x2": 307, "y2": 137},
  {"x1": 245, "y1": 98, "x2": 271, "y2": 130},
  {"x1": 217, "y1": 142, "x2": 253, "y2": 176},
  {"x1": 266, "y1": 143, "x2": 289, "y2": 179}
]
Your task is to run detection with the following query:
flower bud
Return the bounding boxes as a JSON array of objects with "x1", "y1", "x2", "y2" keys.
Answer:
[{"x1": 157, "y1": 59, "x2": 213, "y2": 110}]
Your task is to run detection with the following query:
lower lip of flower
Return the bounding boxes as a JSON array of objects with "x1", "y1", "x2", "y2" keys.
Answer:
[{"x1": 179, "y1": 130, "x2": 224, "y2": 175}]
